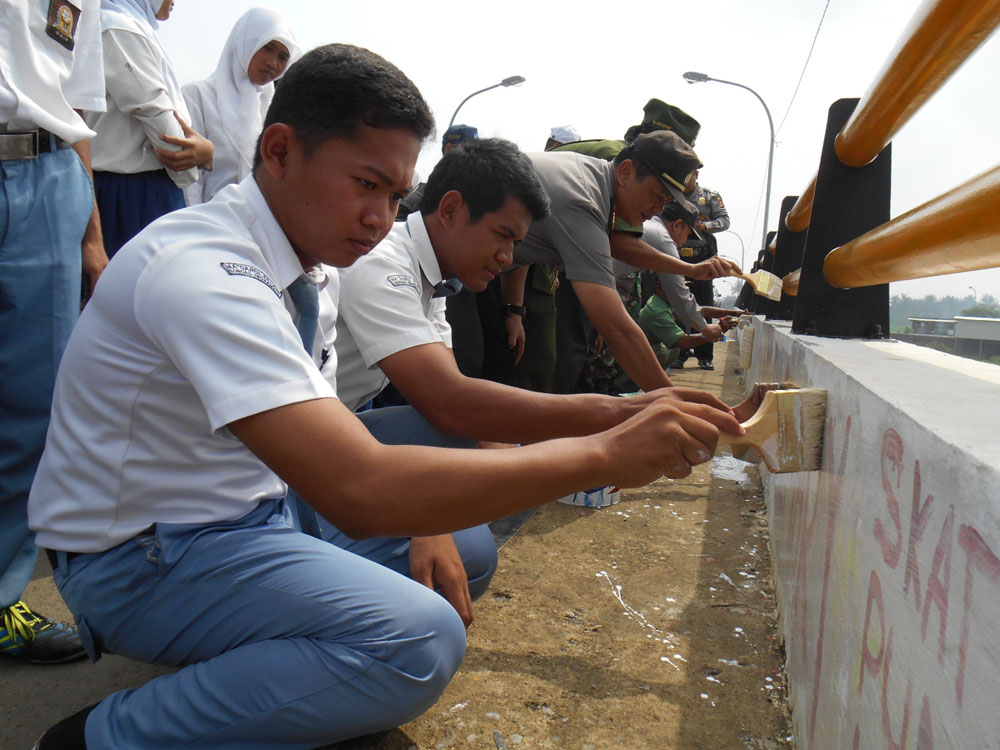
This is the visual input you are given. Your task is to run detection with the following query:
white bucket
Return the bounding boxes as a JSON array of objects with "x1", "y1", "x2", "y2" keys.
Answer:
[{"x1": 556, "y1": 485, "x2": 621, "y2": 508}]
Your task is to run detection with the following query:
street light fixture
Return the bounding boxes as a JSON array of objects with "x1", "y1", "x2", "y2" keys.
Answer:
[
  {"x1": 683, "y1": 71, "x2": 775, "y2": 252},
  {"x1": 723, "y1": 229, "x2": 747, "y2": 270},
  {"x1": 969, "y1": 285, "x2": 977, "y2": 302},
  {"x1": 448, "y1": 75, "x2": 526, "y2": 129}
]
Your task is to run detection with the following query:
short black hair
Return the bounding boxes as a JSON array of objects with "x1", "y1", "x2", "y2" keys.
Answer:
[
  {"x1": 419, "y1": 138, "x2": 550, "y2": 222},
  {"x1": 253, "y1": 44, "x2": 434, "y2": 170}
]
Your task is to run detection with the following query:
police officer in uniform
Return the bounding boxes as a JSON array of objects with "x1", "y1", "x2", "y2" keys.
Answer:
[{"x1": 674, "y1": 173, "x2": 730, "y2": 370}]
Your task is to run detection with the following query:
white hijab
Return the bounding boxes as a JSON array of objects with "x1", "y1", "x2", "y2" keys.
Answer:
[
  {"x1": 203, "y1": 7, "x2": 300, "y2": 180},
  {"x1": 99, "y1": 0, "x2": 191, "y2": 122}
]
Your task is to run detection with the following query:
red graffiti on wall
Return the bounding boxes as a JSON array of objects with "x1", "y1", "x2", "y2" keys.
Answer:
[
  {"x1": 858, "y1": 570, "x2": 884, "y2": 695},
  {"x1": 957, "y1": 525, "x2": 1000, "y2": 708},
  {"x1": 858, "y1": 570, "x2": 922, "y2": 749},
  {"x1": 853, "y1": 428, "x2": 1000, "y2": 747},
  {"x1": 922, "y1": 506, "x2": 953, "y2": 661},
  {"x1": 904, "y1": 460, "x2": 936, "y2": 613},
  {"x1": 874, "y1": 430, "x2": 904, "y2": 568}
]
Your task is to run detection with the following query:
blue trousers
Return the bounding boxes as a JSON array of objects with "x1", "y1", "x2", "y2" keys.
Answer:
[
  {"x1": 291, "y1": 406, "x2": 499, "y2": 601},
  {"x1": 55, "y1": 500, "x2": 467, "y2": 749},
  {"x1": 54, "y1": 406, "x2": 494, "y2": 748},
  {"x1": 0, "y1": 147, "x2": 90, "y2": 608}
]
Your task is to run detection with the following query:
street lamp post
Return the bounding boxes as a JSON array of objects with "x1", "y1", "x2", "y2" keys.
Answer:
[
  {"x1": 683, "y1": 71, "x2": 775, "y2": 253},
  {"x1": 969, "y1": 285, "x2": 977, "y2": 302},
  {"x1": 723, "y1": 229, "x2": 746, "y2": 270},
  {"x1": 448, "y1": 75, "x2": 526, "y2": 129}
]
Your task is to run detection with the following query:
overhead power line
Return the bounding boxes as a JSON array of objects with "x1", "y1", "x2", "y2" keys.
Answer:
[{"x1": 775, "y1": 0, "x2": 834, "y2": 137}]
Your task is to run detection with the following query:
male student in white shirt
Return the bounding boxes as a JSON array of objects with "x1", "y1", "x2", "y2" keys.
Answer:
[{"x1": 29, "y1": 44, "x2": 743, "y2": 749}]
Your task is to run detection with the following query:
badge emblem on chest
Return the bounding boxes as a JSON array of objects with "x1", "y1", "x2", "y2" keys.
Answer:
[{"x1": 47, "y1": 0, "x2": 81, "y2": 51}]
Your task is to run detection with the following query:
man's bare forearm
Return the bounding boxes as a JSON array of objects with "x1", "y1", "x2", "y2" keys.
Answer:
[{"x1": 71, "y1": 135, "x2": 109, "y2": 293}]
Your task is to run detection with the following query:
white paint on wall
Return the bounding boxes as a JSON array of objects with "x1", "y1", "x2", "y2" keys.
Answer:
[{"x1": 742, "y1": 318, "x2": 1000, "y2": 750}]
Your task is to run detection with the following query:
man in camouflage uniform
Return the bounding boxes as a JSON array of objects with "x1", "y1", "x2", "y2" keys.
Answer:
[{"x1": 674, "y1": 173, "x2": 730, "y2": 370}]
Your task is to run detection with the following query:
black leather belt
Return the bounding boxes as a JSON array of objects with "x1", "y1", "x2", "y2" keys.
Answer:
[{"x1": 0, "y1": 128, "x2": 69, "y2": 160}]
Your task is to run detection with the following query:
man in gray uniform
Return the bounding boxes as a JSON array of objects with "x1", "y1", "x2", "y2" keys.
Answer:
[
  {"x1": 675, "y1": 173, "x2": 730, "y2": 370},
  {"x1": 513, "y1": 130, "x2": 703, "y2": 393}
]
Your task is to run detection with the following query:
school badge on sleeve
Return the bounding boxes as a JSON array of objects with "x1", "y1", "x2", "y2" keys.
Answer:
[{"x1": 46, "y1": 0, "x2": 81, "y2": 51}]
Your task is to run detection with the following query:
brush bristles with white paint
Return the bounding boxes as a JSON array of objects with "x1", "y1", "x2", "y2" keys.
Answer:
[
  {"x1": 735, "y1": 270, "x2": 782, "y2": 301},
  {"x1": 720, "y1": 389, "x2": 827, "y2": 473},
  {"x1": 738, "y1": 325, "x2": 755, "y2": 371}
]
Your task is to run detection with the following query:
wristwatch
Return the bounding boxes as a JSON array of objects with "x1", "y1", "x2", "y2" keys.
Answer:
[{"x1": 503, "y1": 304, "x2": 527, "y2": 318}]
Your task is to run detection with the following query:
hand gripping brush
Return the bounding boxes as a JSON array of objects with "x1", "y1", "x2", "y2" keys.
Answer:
[{"x1": 720, "y1": 388, "x2": 827, "y2": 473}]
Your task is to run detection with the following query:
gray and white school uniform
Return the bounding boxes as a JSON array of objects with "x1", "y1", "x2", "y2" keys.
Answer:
[
  {"x1": 334, "y1": 211, "x2": 453, "y2": 412},
  {"x1": 330, "y1": 211, "x2": 498, "y2": 600},
  {"x1": 27, "y1": 176, "x2": 466, "y2": 749}
]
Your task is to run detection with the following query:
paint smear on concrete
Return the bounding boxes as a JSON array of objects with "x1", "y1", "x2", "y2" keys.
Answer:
[{"x1": 711, "y1": 454, "x2": 753, "y2": 484}]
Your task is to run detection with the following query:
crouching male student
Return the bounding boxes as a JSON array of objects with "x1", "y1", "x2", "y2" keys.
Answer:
[{"x1": 28, "y1": 45, "x2": 743, "y2": 750}]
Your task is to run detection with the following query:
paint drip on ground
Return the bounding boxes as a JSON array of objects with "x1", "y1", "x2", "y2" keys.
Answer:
[
  {"x1": 711, "y1": 454, "x2": 753, "y2": 484},
  {"x1": 596, "y1": 570, "x2": 680, "y2": 668}
]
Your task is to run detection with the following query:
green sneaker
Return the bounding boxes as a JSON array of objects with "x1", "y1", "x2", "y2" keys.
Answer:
[{"x1": 0, "y1": 601, "x2": 86, "y2": 664}]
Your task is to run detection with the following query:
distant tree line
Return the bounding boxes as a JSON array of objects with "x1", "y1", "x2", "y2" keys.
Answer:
[{"x1": 890, "y1": 293, "x2": 1000, "y2": 331}]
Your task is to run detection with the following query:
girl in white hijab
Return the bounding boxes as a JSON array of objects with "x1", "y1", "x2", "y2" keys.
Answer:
[
  {"x1": 183, "y1": 7, "x2": 300, "y2": 204},
  {"x1": 88, "y1": 0, "x2": 215, "y2": 257}
]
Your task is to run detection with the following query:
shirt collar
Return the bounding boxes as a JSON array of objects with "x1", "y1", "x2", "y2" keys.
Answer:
[
  {"x1": 404, "y1": 211, "x2": 447, "y2": 289},
  {"x1": 238, "y1": 175, "x2": 330, "y2": 293}
]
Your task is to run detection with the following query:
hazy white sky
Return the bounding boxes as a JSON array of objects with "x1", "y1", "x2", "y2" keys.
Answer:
[{"x1": 159, "y1": 0, "x2": 1000, "y2": 302}]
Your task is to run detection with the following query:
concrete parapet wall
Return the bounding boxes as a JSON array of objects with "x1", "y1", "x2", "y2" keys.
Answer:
[{"x1": 739, "y1": 318, "x2": 1000, "y2": 750}]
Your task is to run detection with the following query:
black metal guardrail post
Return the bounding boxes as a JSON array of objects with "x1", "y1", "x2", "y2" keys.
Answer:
[
  {"x1": 739, "y1": 232, "x2": 777, "y2": 313},
  {"x1": 765, "y1": 196, "x2": 806, "y2": 321},
  {"x1": 791, "y1": 98, "x2": 891, "y2": 338}
]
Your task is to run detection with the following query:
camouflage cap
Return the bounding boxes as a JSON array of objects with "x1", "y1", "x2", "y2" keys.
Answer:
[{"x1": 641, "y1": 99, "x2": 701, "y2": 146}]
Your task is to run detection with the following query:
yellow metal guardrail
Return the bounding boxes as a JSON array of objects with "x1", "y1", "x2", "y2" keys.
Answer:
[
  {"x1": 779, "y1": 0, "x2": 1000, "y2": 239},
  {"x1": 824, "y1": 164, "x2": 1000, "y2": 288}
]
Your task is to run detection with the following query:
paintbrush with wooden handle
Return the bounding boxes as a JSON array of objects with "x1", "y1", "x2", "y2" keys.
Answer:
[
  {"x1": 734, "y1": 269, "x2": 782, "y2": 301},
  {"x1": 719, "y1": 388, "x2": 827, "y2": 473}
]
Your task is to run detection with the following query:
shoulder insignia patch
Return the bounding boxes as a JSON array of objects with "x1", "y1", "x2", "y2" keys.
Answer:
[
  {"x1": 220, "y1": 262, "x2": 282, "y2": 298},
  {"x1": 387, "y1": 274, "x2": 419, "y2": 291}
]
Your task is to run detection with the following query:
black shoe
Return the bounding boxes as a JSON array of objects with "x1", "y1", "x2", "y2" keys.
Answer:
[
  {"x1": 698, "y1": 359, "x2": 715, "y2": 371},
  {"x1": 666, "y1": 359, "x2": 684, "y2": 370},
  {"x1": 0, "y1": 601, "x2": 87, "y2": 664},
  {"x1": 32, "y1": 703, "x2": 97, "y2": 749}
]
